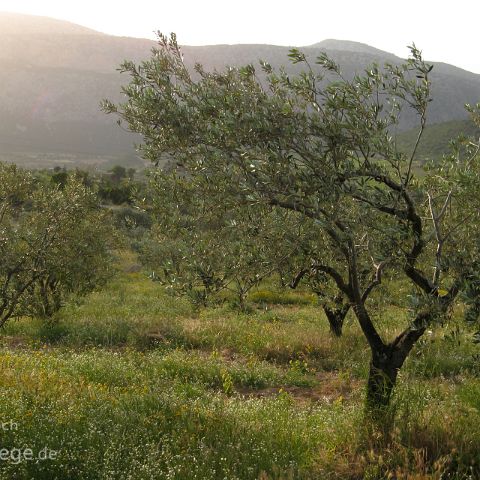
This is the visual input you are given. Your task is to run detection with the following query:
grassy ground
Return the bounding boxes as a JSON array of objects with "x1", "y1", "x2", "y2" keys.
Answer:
[{"x1": 0, "y1": 259, "x2": 479, "y2": 479}]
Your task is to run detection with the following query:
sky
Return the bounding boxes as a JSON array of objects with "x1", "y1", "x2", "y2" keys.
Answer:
[{"x1": 1, "y1": 0, "x2": 479, "y2": 73}]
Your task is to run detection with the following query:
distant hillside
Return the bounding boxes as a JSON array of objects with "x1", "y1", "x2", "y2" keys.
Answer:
[
  {"x1": 0, "y1": 11, "x2": 103, "y2": 35},
  {"x1": 0, "y1": 13, "x2": 479, "y2": 168},
  {"x1": 397, "y1": 119, "x2": 480, "y2": 162},
  {"x1": 307, "y1": 39, "x2": 397, "y2": 58}
]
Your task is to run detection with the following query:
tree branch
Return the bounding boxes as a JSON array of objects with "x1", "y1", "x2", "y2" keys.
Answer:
[{"x1": 361, "y1": 259, "x2": 389, "y2": 302}]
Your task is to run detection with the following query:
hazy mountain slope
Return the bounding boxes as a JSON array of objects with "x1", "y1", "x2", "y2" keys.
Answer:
[
  {"x1": 0, "y1": 13, "x2": 153, "y2": 167},
  {"x1": 307, "y1": 39, "x2": 397, "y2": 58},
  {"x1": 0, "y1": 11, "x2": 103, "y2": 35},
  {"x1": 0, "y1": 13, "x2": 479, "y2": 168}
]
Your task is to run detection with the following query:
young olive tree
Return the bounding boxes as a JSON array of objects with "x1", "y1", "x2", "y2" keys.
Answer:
[
  {"x1": 281, "y1": 217, "x2": 352, "y2": 336},
  {"x1": 0, "y1": 164, "x2": 113, "y2": 323},
  {"x1": 290, "y1": 266, "x2": 350, "y2": 337},
  {"x1": 140, "y1": 170, "x2": 300, "y2": 309},
  {"x1": 104, "y1": 35, "x2": 480, "y2": 418}
]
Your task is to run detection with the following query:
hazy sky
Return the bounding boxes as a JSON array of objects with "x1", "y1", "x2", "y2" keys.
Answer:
[{"x1": 1, "y1": 0, "x2": 480, "y2": 73}]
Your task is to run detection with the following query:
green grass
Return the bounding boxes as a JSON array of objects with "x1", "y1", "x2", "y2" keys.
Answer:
[
  {"x1": 249, "y1": 289, "x2": 316, "y2": 306},
  {"x1": 397, "y1": 118, "x2": 480, "y2": 163},
  {"x1": 4, "y1": 272, "x2": 192, "y2": 348},
  {"x1": 1, "y1": 264, "x2": 480, "y2": 479},
  {"x1": 0, "y1": 348, "x2": 355, "y2": 479}
]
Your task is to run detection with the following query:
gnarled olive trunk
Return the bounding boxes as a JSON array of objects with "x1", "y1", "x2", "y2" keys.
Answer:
[
  {"x1": 352, "y1": 302, "x2": 428, "y2": 427},
  {"x1": 365, "y1": 328, "x2": 427, "y2": 430},
  {"x1": 316, "y1": 292, "x2": 350, "y2": 337},
  {"x1": 364, "y1": 347, "x2": 410, "y2": 435},
  {"x1": 323, "y1": 304, "x2": 349, "y2": 337},
  {"x1": 365, "y1": 350, "x2": 399, "y2": 415}
]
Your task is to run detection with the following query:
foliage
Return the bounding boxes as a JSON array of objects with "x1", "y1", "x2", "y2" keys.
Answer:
[
  {"x1": 97, "y1": 165, "x2": 138, "y2": 205},
  {"x1": 0, "y1": 163, "x2": 113, "y2": 323},
  {"x1": 139, "y1": 170, "x2": 303, "y2": 308}
]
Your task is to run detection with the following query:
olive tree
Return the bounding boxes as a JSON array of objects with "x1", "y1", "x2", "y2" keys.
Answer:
[
  {"x1": 103, "y1": 35, "x2": 480, "y2": 419},
  {"x1": 140, "y1": 169, "x2": 301, "y2": 309},
  {"x1": 142, "y1": 169, "x2": 352, "y2": 329},
  {"x1": 289, "y1": 266, "x2": 350, "y2": 336},
  {"x1": 0, "y1": 164, "x2": 113, "y2": 323}
]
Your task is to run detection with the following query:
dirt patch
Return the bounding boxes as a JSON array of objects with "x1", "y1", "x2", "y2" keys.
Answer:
[
  {"x1": 238, "y1": 371, "x2": 364, "y2": 405},
  {"x1": 0, "y1": 335, "x2": 32, "y2": 349},
  {"x1": 124, "y1": 263, "x2": 142, "y2": 273}
]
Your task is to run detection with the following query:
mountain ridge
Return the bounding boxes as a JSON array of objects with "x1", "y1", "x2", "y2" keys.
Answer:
[
  {"x1": 0, "y1": 13, "x2": 479, "y2": 169},
  {"x1": 0, "y1": 11, "x2": 104, "y2": 36},
  {"x1": 306, "y1": 39, "x2": 397, "y2": 57}
]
